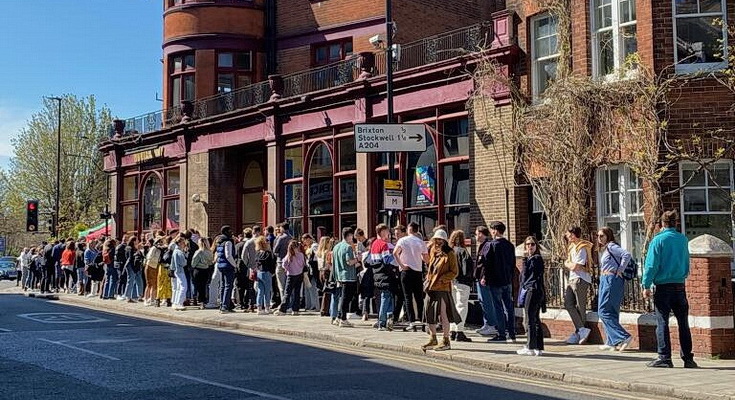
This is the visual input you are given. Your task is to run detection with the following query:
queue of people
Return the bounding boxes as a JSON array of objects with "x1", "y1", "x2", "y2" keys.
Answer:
[{"x1": 15, "y1": 209, "x2": 697, "y2": 367}]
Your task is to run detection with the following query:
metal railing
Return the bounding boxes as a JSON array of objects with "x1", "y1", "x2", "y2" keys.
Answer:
[
  {"x1": 115, "y1": 22, "x2": 492, "y2": 136},
  {"x1": 544, "y1": 265, "x2": 652, "y2": 313}
]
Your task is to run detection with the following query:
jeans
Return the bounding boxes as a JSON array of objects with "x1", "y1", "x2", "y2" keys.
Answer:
[
  {"x1": 303, "y1": 276, "x2": 319, "y2": 310},
  {"x1": 256, "y1": 271, "x2": 273, "y2": 309},
  {"x1": 598, "y1": 274, "x2": 630, "y2": 346},
  {"x1": 489, "y1": 284, "x2": 516, "y2": 339},
  {"x1": 338, "y1": 282, "x2": 357, "y2": 321},
  {"x1": 103, "y1": 265, "x2": 119, "y2": 299},
  {"x1": 400, "y1": 269, "x2": 424, "y2": 323},
  {"x1": 279, "y1": 274, "x2": 303, "y2": 313},
  {"x1": 275, "y1": 259, "x2": 287, "y2": 299},
  {"x1": 219, "y1": 266, "x2": 235, "y2": 310},
  {"x1": 476, "y1": 282, "x2": 497, "y2": 327},
  {"x1": 172, "y1": 268, "x2": 187, "y2": 307},
  {"x1": 450, "y1": 282, "x2": 471, "y2": 331},
  {"x1": 207, "y1": 267, "x2": 221, "y2": 308},
  {"x1": 523, "y1": 288, "x2": 545, "y2": 351},
  {"x1": 564, "y1": 277, "x2": 590, "y2": 332},
  {"x1": 124, "y1": 266, "x2": 142, "y2": 300},
  {"x1": 378, "y1": 289, "x2": 394, "y2": 328},
  {"x1": 76, "y1": 267, "x2": 87, "y2": 294},
  {"x1": 41, "y1": 264, "x2": 54, "y2": 293},
  {"x1": 192, "y1": 268, "x2": 210, "y2": 304},
  {"x1": 653, "y1": 283, "x2": 694, "y2": 361},
  {"x1": 330, "y1": 286, "x2": 342, "y2": 319}
]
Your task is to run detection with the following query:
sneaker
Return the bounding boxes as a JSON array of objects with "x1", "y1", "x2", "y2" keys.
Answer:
[
  {"x1": 291, "y1": 311, "x2": 299, "y2": 316},
  {"x1": 565, "y1": 332, "x2": 580, "y2": 344},
  {"x1": 516, "y1": 347, "x2": 535, "y2": 356},
  {"x1": 273, "y1": 310, "x2": 285, "y2": 316},
  {"x1": 477, "y1": 326, "x2": 499, "y2": 336},
  {"x1": 455, "y1": 332, "x2": 472, "y2": 342},
  {"x1": 257, "y1": 310, "x2": 268, "y2": 315},
  {"x1": 617, "y1": 336, "x2": 634, "y2": 352},
  {"x1": 533, "y1": 350, "x2": 543, "y2": 356},
  {"x1": 577, "y1": 327, "x2": 591, "y2": 344},
  {"x1": 450, "y1": 331, "x2": 457, "y2": 341},
  {"x1": 599, "y1": 344, "x2": 617, "y2": 351},
  {"x1": 173, "y1": 306, "x2": 186, "y2": 311},
  {"x1": 338, "y1": 320, "x2": 353, "y2": 328},
  {"x1": 507, "y1": 337, "x2": 518, "y2": 344},
  {"x1": 646, "y1": 358, "x2": 674, "y2": 368},
  {"x1": 487, "y1": 336, "x2": 507, "y2": 343},
  {"x1": 372, "y1": 321, "x2": 379, "y2": 329},
  {"x1": 378, "y1": 327, "x2": 386, "y2": 331},
  {"x1": 475, "y1": 324, "x2": 490, "y2": 333},
  {"x1": 683, "y1": 359, "x2": 699, "y2": 369},
  {"x1": 86, "y1": 294, "x2": 96, "y2": 298},
  {"x1": 386, "y1": 319, "x2": 394, "y2": 332},
  {"x1": 331, "y1": 319, "x2": 339, "y2": 326}
]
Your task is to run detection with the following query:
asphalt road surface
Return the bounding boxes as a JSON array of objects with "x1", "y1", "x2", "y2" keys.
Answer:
[{"x1": 0, "y1": 290, "x2": 658, "y2": 400}]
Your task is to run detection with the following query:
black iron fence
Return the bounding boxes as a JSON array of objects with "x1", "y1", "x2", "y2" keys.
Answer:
[
  {"x1": 116, "y1": 22, "x2": 492, "y2": 136},
  {"x1": 545, "y1": 265, "x2": 652, "y2": 313}
]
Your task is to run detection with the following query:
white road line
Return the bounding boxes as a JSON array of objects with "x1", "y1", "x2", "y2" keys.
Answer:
[
  {"x1": 171, "y1": 373, "x2": 293, "y2": 400},
  {"x1": 0, "y1": 328, "x2": 12, "y2": 332},
  {"x1": 37, "y1": 338, "x2": 120, "y2": 361}
]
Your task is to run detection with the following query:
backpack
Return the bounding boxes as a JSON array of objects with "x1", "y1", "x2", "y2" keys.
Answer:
[{"x1": 608, "y1": 244, "x2": 637, "y2": 281}]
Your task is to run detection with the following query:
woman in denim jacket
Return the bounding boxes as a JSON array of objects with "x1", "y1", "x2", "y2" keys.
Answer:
[{"x1": 596, "y1": 227, "x2": 634, "y2": 352}]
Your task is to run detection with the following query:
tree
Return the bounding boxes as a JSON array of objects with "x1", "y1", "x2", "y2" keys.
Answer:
[{"x1": 6, "y1": 94, "x2": 112, "y2": 238}]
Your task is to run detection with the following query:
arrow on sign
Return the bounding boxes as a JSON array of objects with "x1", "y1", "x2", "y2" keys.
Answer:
[{"x1": 409, "y1": 135, "x2": 423, "y2": 142}]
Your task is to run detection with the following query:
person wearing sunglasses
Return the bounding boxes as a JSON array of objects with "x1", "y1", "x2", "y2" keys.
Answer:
[
  {"x1": 596, "y1": 227, "x2": 634, "y2": 352},
  {"x1": 517, "y1": 237, "x2": 545, "y2": 356}
]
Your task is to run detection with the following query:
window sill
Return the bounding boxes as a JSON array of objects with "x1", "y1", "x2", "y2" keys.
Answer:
[
  {"x1": 675, "y1": 62, "x2": 727, "y2": 75},
  {"x1": 594, "y1": 68, "x2": 640, "y2": 83}
]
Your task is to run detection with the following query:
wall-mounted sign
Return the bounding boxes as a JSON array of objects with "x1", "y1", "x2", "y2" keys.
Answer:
[
  {"x1": 384, "y1": 179, "x2": 403, "y2": 210},
  {"x1": 132, "y1": 148, "x2": 164, "y2": 164}
]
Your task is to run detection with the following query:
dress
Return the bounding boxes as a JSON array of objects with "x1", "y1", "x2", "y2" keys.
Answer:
[{"x1": 156, "y1": 264, "x2": 173, "y2": 299}]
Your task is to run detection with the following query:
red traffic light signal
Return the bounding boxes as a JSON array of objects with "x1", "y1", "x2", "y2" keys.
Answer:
[
  {"x1": 26, "y1": 200, "x2": 39, "y2": 232},
  {"x1": 28, "y1": 202, "x2": 36, "y2": 211}
]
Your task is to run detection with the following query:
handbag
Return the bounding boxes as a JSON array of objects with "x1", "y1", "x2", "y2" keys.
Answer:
[{"x1": 517, "y1": 287, "x2": 528, "y2": 308}]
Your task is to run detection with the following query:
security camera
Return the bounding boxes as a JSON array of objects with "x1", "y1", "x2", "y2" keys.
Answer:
[{"x1": 369, "y1": 34, "x2": 384, "y2": 48}]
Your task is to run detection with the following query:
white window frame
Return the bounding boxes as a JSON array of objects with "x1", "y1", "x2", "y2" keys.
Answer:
[
  {"x1": 679, "y1": 160, "x2": 734, "y2": 239},
  {"x1": 590, "y1": 0, "x2": 638, "y2": 79},
  {"x1": 530, "y1": 13, "x2": 560, "y2": 99},
  {"x1": 672, "y1": 0, "x2": 728, "y2": 74},
  {"x1": 596, "y1": 165, "x2": 645, "y2": 261}
]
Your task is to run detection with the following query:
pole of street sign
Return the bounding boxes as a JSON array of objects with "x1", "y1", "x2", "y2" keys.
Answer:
[{"x1": 386, "y1": 0, "x2": 397, "y2": 228}]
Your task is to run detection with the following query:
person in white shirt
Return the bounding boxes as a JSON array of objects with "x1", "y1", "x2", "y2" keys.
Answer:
[
  {"x1": 394, "y1": 222, "x2": 429, "y2": 327},
  {"x1": 564, "y1": 226, "x2": 594, "y2": 345}
]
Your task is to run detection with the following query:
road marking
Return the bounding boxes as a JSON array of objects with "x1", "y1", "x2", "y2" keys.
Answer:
[
  {"x1": 171, "y1": 373, "x2": 293, "y2": 400},
  {"x1": 18, "y1": 313, "x2": 108, "y2": 324},
  {"x1": 0, "y1": 328, "x2": 12, "y2": 332},
  {"x1": 38, "y1": 339, "x2": 120, "y2": 361},
  {"x1": 76, "y1": 338, "x2": 138, "y2": 344}
]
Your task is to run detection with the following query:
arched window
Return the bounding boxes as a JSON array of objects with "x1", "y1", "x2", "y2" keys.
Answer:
[
  {"x1": 307, "y1": 143, "x2": 334, "y2": 236},
  {"x1": 142, "y1": 174, "x2": 163, "y2": 231},
  {"x1": 242, "y1": 161, "x2": 263, "y2": 229}
]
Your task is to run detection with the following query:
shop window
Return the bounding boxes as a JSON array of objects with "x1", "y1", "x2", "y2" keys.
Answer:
[
  {"x1": 531, "y1": 14, "x2": 559, "y2": 97},
  {"x1": 166, "y1": 169, "x2": 180, "y2": 195},
  {"x1": 339, "y1": 137, "x2": 356, "y2": 171},
  {"x1": 165, "y1": 199, "x2": 180, "y2": 231},
  {"x1": 284, "y1": 183, "x2": 303, "y2": 237},
  {"x1": 284, "y1": 147, "x2": 303, "y2": 179},
  {"x1": 444, "y1": 163, "x2": 470, "y2": 235},
  {"x1": 242, "y1": 161, "x2": 264, "y2": 228},
  {"x1": 407, "y1": 209, "x2": 437, "y2": 240},
  {"x1": 592, "y1": 0, "x2": 637, "y2": 77},
  {"x1": 340, "y1": 177, "x2": 357, "y2": 213},
  {"x1": 308, "y1": 144, "x2": 334, "y2": 216},
  {"x1": 441, "y1": 118, "x2": 469, "y2": 158},
  {"x1": 122, "y1": 205, "x2": 138, "y2": 233},
  {"x1": 123, "y1": 176, "x2": 138, "y2": 201},
  {"x1": 142, "y1": 175, "x2": 163, "y2": 231},
  {"x1": 243, "y1": 161, "x2": 263, "y2": 189},
  {"x1": 407, "y1": 134, "x2": 437, "y2": 207},
  {"x1": 596, "y1": 165, "x2": 645, "y2": 263},
  {"x1": 681, "y1": 161, "x2": 733, "y2": 242},
  {"x1": 673, "y1": 0, "x2": 727, "y2": 73}
]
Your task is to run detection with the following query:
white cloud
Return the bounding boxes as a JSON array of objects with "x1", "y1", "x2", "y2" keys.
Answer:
[{"x1": 0, "y1": 105, "x2": 33, "y2": 158}]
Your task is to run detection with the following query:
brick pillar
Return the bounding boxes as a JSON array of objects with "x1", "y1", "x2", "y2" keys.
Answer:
[{"x1": 686, "y1": 234, "x2": 735, "y2": 359}]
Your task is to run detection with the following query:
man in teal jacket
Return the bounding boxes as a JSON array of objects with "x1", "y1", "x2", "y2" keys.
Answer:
[{"x1": 642, "y1": 210, "x2": 697, "y2": 368}]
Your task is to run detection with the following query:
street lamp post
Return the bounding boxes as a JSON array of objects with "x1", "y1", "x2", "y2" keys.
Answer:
[
  {"x1": 385, "y1": 0, "x2": 397, "y2": 228},
  {"x1": 48, "y1": 97, "x2": 62, "y2": 238}
]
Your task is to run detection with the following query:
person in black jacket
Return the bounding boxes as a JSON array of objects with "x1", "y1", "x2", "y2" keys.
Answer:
[
  {"x1": 483, "y1": 221, "x2": 517, "y2": 343},
  {"x1": 114, "y1": 236, "x2": 128, "y2": 298},
  {"x1": 41, "y1": 241, "x2": 57, "y2": 294},
  {"x1": 449, "y1": 230, "x2": 473, "y2": 342},
  {"x1": 517, "y1": 236, "x2": 545, "y2": 356}
]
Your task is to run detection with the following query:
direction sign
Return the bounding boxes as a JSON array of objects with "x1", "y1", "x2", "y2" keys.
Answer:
[
  {"x1": 354, "y1": 124, "x2": 427, "y2": 153},
  {"x1": 384, "y1": 179, "x2": 404, "y2": 210}
]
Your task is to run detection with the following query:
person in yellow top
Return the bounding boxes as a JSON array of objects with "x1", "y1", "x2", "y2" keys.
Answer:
[
  {"x1": 422, "y1": 229, "x2": 462, "y2": 352},
  {"x1": 563, "y1": 226, "x2": 594, "y2": 345}
]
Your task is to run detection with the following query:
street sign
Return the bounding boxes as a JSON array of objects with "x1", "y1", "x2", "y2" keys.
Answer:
[
  {"x1": 383, "y1": 179, "x2": 404, "y2": 210},
  {"x1": 0, "y1": 237, "x2": 5, "y2": 255},
  {"x1": 354, "y1": 124, "x2": 427, "y2": 153}
]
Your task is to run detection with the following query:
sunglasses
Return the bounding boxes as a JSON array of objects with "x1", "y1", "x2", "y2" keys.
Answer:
[{"x1": 525, "y1": 243, "x2": 536, "y2": 246}]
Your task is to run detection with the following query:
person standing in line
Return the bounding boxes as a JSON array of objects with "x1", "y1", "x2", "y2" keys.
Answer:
[
  {"x1": 474, "y1": 227, "x2": 498, "y2": 337},
  {"x1": 242, "y1": 226, "x2": 262, "y2": 312},
  {"x1": 265, "y1": 226, "x2": 276, "y2": 247},
  {"x1": 484, "y1": 221, "x2": 518, "y2": 343},
  {"x1": 394, "y1": 222, "x2": 428, "y2": 330},
  {"x1": 254, "y1": 236, "x2": 276, "y2": 315},
  {"x1": 422, "y1": 229, "x2": 462, "y2": 352},
  {"x1": 156, "y1": 236, "x2": 173, "y2": 307},
  {"x1": 358, "y1": 238, "x2": 375, "y2": 321},
  {"x1": 102, "y1": 239, "x2": 118, "y2": 299},
  {"x1": 370, "y1": 224, "x2": 397, "y2": 330},
  {"x1": 596, "y1": 227, "x2": 634, "y2": 352},
  {"x1": 191, "y1": 237, "x2": 213, "y2": 309},
  {"x1": 84, "y1": 241, "x2": 99, "y2": 297},
  {"x1": 274, "y1": 240, "x2": 306, "y2": 316},
  {"x1": 316, "y1": 237, "x2": 334, "y2": 316},
  {"x1": 643, "y1": 211, "x2": 697, "y2": 368},
  {"x1": 170, "y1": 236, "x2": 189, "y2": 311},
  {"x1": 273, "y1": 223, "x2": 292, "y2": 306},
  {"x1": 235, "y1": 228, "x2": 253, "y2": 311},
  {"x1": 516, "y1": 236, "x2": 546, "y2": 356},
  {"x1": 391, "y1": 225, "x2": 407, "y2": 323},
  {"x1": 52, "y1": 239, "x2": 65, "y2": 292},
  {"x1": 60, "y1": 241, "x2": 76, "y2": 294},
  {"x1": 301, "y1": 233, "x2": 320, "y2": 312},
  {"x1": 448, "y1": 230, "x2": 473, "y2": 342},
  {"x1": 563, "y1": 226, "x2": 594, "y2": 345},
  {"x1": 143, "y1": 237, "x2": 161, "y2": 306},
  {"x1": 214, "y1": 226, "x2": 238, "y2": 313},
  {"x1": 122, "y1": 237, "x2": 142, "y2": 302},
  {"x1": 333, "y1": 227, "x2": 360, "y2": 327},
  {"x1": 75, "y1": 241, "x2": 87, "y2": 296},
  {"x1": 18, "y1": 248, "x2": 31, "y2": 290},
  {"x1": 355, "y1": 228, "x2": 369, "y2": 253},
  {"x1": 184, "y1": 230, "x2": 199, "y2": 305}
]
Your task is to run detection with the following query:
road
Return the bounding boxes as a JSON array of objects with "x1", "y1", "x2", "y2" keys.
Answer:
[{"x1": 0, "y1": 285, "x2": 659, "y2": 400}]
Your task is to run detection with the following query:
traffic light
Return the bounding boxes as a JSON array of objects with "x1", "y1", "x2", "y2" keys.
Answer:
[{"x1": 26, "y1": 200, "x2": 39, "y2": 232}]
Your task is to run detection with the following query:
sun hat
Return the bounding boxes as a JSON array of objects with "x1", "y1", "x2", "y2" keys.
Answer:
[{"x1": 431, "y1": 229, "x2": 448, "y2": 241}]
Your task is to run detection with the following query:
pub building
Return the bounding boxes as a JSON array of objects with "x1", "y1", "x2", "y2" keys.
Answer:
[{"x1": 101, "y1": 1, "x2": 520, "y2": 241}]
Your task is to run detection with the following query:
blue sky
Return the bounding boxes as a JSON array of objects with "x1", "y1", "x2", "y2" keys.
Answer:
[{"x1": 0, "y1": 0, "x2": 163, "y2": 169}]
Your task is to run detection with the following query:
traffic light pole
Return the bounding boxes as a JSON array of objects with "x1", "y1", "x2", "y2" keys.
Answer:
[{"x1": 49, "y1": 97, "x2": 62, "y2": 238}]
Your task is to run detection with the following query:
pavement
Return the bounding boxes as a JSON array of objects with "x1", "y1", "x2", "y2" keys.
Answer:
[{"x1": 4, "y1": 284, "x2": 735, "y2": 400}]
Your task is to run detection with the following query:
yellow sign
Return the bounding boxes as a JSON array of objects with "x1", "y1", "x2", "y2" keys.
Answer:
[
  {"x1": 132, "y1": 148, "x2": 164, "y2": 163},
  {"x1": 384, "y1": 179, "x2": 402, "y2": 190}
]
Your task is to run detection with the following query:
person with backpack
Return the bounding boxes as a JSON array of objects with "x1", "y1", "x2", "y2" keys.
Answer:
[
  {"x1": 214, "y1": 226, "x2": 238, "y2": 313},
  {"x1": 254, "y1": 236, "x2": 276, "y2": 315},
  {"x1": 596, "y1": 227, "x2": 634, "y2": 352},
  {"x1": 370, "y1": 224, "x2": 396, "y2": 331}
]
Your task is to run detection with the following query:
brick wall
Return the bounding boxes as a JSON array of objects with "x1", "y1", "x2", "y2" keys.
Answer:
[
  {"x1": 206, "y1": 149, "x2": 239, "y2": 235},
  {"x1": 276, "y1": 0, "x2": 383, "y2": 38},
  {"x1": 392, "y1": 0, "x2": 494, "y2": 44},
  {"x1": 187, "y1": 152, "x2": 210, "y2": 237}
]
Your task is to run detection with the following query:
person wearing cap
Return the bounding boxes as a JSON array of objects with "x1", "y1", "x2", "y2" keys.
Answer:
[
  {"x1": 422, "y1": 229, "x2": 462, "y2": 352},
  {"x1": 214, "y1": 225, "x2": 238, "y2": 313}
]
